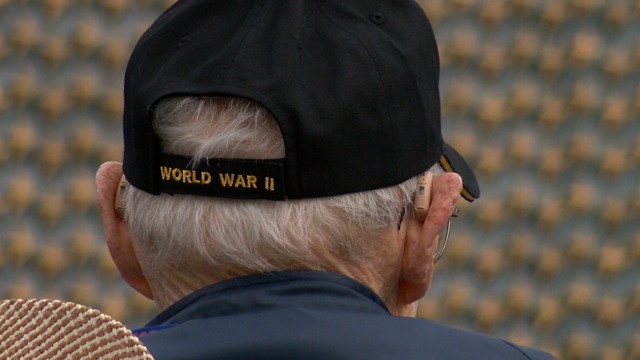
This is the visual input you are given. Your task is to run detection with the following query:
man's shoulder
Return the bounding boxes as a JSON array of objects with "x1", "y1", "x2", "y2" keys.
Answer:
[
  {"x1": 138, "y1": 308, "x2": 557, "y2": 360},
  {"x1": 399, "y1": 316, "x2": 557, "y2": 360}
]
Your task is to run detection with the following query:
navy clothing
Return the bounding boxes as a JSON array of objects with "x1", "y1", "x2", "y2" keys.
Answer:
[{"x1": 135, "y1": 271, "x2": 556, "y2": 360}]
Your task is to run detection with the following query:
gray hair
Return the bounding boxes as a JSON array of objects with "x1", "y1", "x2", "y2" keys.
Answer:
[{"x1": 122, "y1": 96, "x2": 440, "y2": 275}]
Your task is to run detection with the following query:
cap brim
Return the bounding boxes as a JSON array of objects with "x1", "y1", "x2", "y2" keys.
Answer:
[{"x1": 438, "y1": 143, "x2": 480, "y2": 202}]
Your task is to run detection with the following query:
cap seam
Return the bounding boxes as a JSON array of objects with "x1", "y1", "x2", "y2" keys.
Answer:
[
  {"x1": 220, "y1": 1, "x2": 271, "y2": 84},
  {"x1": 313, "y1": 0, "x2": 398, "y2": 179}
]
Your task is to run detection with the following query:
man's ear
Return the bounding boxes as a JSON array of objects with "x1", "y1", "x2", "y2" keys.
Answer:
[
  {"x1": 96, "y1": 162, "x2": 154, "y2": 300},
  {"x1": 396, "y1": 172, "x2": 462, "y2": 310}
]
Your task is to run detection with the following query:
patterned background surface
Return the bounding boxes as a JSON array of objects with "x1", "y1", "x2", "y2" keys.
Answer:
[{"x1": 0, "y1": 1, "x2": 639, "y2": 359}]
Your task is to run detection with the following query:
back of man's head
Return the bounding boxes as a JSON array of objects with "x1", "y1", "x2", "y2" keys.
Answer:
[
  {"x1": 102, "y1": 0, "x2": 479, "y2": 309},
  {"x1": 123, "y1": 96, "x2": 416, "y2": 278}
]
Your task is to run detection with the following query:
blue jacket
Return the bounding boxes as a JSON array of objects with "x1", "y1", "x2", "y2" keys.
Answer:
[{"x1": 134, "y1": 271, "x2": 556, "y2": 360}]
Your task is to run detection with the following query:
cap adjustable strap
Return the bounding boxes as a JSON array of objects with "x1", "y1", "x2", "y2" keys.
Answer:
[{"x1": 157, "y1": 153, "x2": 287, "y2": 200}]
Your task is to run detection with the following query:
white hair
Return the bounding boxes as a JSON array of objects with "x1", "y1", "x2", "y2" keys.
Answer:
[{"x1": 123, "y1": 96, "x2": 441, "y2": 275}]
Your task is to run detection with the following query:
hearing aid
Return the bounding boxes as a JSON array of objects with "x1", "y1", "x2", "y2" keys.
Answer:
[{"x1": 413, "y1": 172, "x2": 433, "y2": 222}]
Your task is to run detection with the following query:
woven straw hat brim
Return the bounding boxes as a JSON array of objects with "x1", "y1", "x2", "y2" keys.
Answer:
[{"x1": 0, "y1": 299, "x2": 154, "y2": 360}]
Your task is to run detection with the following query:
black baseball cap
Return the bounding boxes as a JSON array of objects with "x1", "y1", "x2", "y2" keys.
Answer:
[{"x1": 123, "y1": 0, "x2": 480, "y2": 202}]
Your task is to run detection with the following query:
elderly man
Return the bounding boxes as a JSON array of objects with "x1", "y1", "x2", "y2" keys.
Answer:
[{"x1": 96, "y1": 1, "x2": 556, "y2": 359}]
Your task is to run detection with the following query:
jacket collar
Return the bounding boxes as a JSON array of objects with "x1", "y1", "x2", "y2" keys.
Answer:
[{"x1": 145, "y1": 270, "x2": 390, "y2": 327}]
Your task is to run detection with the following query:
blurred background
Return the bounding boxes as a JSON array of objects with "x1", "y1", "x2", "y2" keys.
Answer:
[{"x1": 0, "y1": 1, "x2": 638, "y2": 359}]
